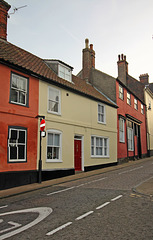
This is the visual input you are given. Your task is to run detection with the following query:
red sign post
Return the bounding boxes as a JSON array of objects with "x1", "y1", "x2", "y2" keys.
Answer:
[{"x1": 40, "y1": 119, "x2": 45, "y2": 131}]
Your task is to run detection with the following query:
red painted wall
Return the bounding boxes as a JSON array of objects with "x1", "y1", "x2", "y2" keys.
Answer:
[
  {"x1": 0, "y1": 64, "x2": 39, "y2": 172},
  {"x1": 116, "y1": 81, "x2": 147, "y2": 160}
]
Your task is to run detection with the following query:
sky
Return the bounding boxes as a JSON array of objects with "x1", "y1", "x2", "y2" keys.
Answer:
[{"x1": 6, "y1": 0, "x2": 153, "y2": 83}]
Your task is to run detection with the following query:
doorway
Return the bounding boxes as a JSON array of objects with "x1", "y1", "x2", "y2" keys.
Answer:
[{"x1": 74, "y1": 136, "x2": 83, "y2": 171}]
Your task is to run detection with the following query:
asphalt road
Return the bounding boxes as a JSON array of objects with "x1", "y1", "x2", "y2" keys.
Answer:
[{"x1": 0, "y1": 159, "x2": 153, "y2": 239}]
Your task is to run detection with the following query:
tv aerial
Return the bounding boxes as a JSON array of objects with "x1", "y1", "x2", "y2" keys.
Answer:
[{"x1": 8, "y1": 5, "x2": 27, "y2": 18}]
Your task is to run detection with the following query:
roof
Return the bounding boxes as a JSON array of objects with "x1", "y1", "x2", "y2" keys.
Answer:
[
  {"x1": 126, "y1": 74, "x2": 145, "y2": 103},
  {"x1": 149, "y1": 83, "x2": 153, "y2": 93},
  {"x1": 0, "y1": 38, "x2": 117, "y2": 108}
]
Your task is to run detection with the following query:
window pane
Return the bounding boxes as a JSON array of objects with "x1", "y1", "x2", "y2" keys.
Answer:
[
  {"x1": 53, "y1": 147, "x2": 59, "y2": 159},
  {"x1": 11, "y1": 89, "x2": 18, "y2": 102},
  {"x1": 12, "y1": 76, "x2": 17, "y2": 88},
  {"x1": 18, "y1": 131, "x2": 25, "y2": 143},
  {"x1": 48, "y1": 133, "x2": 53, "y2": 145},
  {"x1": 104, "y1": 139, "x2": 107, "y2": 147},
  {"x1": 54, "y1": 134, "x2": 60, "y2": 146},
  {"x1": 18, "y1": 145, "x2": 25, "y2": 159},
  {"x1": 91, "y1": 137, "x2": 94, "y2": 146},
  {"x1": 10, "y1": 146, "x2": 17, "y2": 159},
  {"x1": 19, "y1": 92, "x2": 26, "y2": 105},
  {"x1": 47, "y1": 146, "x2": 53, "y2": 159}
]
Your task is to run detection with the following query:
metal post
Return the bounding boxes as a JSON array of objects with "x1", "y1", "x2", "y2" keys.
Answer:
[{"x1": 38, "y1": 128, "x2": 42, "y2": 183}]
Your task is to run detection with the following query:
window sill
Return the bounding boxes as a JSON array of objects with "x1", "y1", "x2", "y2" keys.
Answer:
[
  {"x1": 91, "y1": 156, "x2": 110, "y2": 159},
  {"x1": 46, "y1": 159, "x2": 63, "y2": 163},
  {"x1": 47, "y1": 110, "x2": 61, "y2": 116}
]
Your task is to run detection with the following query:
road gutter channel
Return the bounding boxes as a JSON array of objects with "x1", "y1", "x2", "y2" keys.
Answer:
[{"x1": 46, "y1": 195, "x2": 123, "y2": 236}]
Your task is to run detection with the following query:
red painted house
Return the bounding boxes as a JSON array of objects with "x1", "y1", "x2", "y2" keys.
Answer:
[
  {"x1": 78, "y1": 39, "x2": 148, "y2": 163},
  {"x1": 117, "y1": 54, "x2": 147, "y2": 162},
  {"x1": 0, "y1": 0, "x2": 39, "y2": 189}
]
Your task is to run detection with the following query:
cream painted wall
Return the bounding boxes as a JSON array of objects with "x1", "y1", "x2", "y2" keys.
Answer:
[
  {"x1": 145, "y1": 89, "x2": 153, "y2": 152},
  {"x1": 38, "y1": 80, "x2": 117, "y2": 171}
]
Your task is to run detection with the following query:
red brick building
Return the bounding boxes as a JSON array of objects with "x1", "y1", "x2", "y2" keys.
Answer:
[
  {"x1": 0, "y1": 0, "x2": 39, "y2": 189},
  {"x1": 78, "y1": 39, "x2": 148, "y2": 163}
]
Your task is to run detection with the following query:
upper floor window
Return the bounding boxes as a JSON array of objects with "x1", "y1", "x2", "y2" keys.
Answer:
[
  {"x1": 141, "y1": 104, "x2": 144, "y2": 114},
  {"x1": 127, "y1": 92, "x2": 131, "y2": 105},
  {"x1": 98, "y1": 103, "x2": 106, "y2": 124},
  {"x1": 8, "y1": 127, "x2": 27, "y2": 162},
  {"x1": 91, "y1": 136, "x2": 109, "y2": 157},
  {"x1": 119, "y1": 118, "x2": 125, "y2": 143},
  {"x1": 59, "y1": 64, "x2": 72, "y2": 82},
  {"x1": 148, "y1": 99, "x2": 151, "y2": 110},
  {"x1": 119, "y1": 85, "x2": 124, "y2": 100},
  {"x1": 48, "y1": 86, "x2": 61, "y2": 115},
  {"x1": 10, "y1": 72, "x2": 28, "y2": 106},
  {"x1": 134, "y1": 98, "x2": 138, "y2": 110}
]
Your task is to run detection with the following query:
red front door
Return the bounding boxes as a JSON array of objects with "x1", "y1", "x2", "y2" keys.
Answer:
[{"x1": 74, "y1": 139, "x2": 82, "y2": 171}]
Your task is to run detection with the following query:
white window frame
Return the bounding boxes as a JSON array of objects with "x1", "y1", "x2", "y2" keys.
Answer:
[
  {"x1": 98, "y1": 103, "x2": 106, "y2": 124},
  {"x1": 48, "y1": 86, "x2": 61, "y2": 115},
  {"x1": 119, "y1": 118, "x2": 125, "y2": 143},
  {"x1": 8, "y1": 127, "x2": 27, "y2": 162},
  {"x1": 46, "y1": 129, "x2": 62, "y2": 162},
  {"x1": 141, "y1": 104, "x2": 144, "y2": 114},
  {"x1": 91, "y1": 136, "x2": 109, "y2": 158},
  {"x1": 58, "y1": 63, "x2": 72, "y2": 82},
  {"x1": 119, "y1": 85, "x2": 124, "y2": 100},
  {"x1": 10, "y1": 73, "x2": 28, "y2": 106},
  {"x1": 127, "y1": 127, "x2": 134, "y2": 151},
  {"x1": 127, "y1": 92, "x2": 131, "y2": 105},
  {"x1": 134, "y1": 98, "x2": 138, "y2": 110}
]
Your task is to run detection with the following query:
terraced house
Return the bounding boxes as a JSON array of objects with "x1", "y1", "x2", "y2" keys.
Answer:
[
  {"x1": 0, "y1": 0, "x2": 118, "y2": 190},
  {"x1": 78, "y1": 39, "x2": 148, "y2": 163}
]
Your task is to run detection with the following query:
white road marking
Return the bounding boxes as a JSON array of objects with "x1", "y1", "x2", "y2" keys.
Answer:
[
  {"x1": 0, "y1": 206, "x2": 8, "y2": 210},
  {"x1": 96, "y1": 202, "x2": 110, "y2": 210},
  {"x1": 46, "y1": 222, "x2": 72, "y2": 236},
  {"x1": 111, "y1": 195, "x2": 123, "y2": 201},
  {"x1": 47, "y1": 177, "x2": 107, "y2": 196},
  {"x1": 118, "y1": 166, "x2": 143, "y2": 175},
  {"x1": 47, "y1": 186, "x2": 75, "y2": 196},
  {"x1": 0, "y1": 221, "x2": 21, "y2": 234},
  {"x1": 0, "y1": 207, "x2": 52, "y2": 240},
  {"x1": 75, "y1": 211, "x2": 94, "y2": 221},
  {"x1": 0, "y1": 219, "x2": 3, "y2": 223}
]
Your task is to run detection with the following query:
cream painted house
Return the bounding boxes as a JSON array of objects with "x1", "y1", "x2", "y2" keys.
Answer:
[
  {"x1": 145, "y1": 86, "x2": 153, "y2": 156},
  {"x1": 38, "y1": 60, "x2": 118, "y2": 180}
]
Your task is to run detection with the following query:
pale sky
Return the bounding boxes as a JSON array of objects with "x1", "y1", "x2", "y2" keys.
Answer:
[{"x1": 6, "y1": 0, "x2": 153, "y2": 83}]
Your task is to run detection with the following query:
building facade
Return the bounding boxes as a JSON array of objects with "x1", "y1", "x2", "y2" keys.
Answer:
[
  {"x1": 38, "y1": 68, "x2": 118, "y2": 180},
  {"x1": 78, "y1": 39, "x2": 148, "y2": 163},
  {"x1": 0, "y1": 1, "x2": 118, "y2": 189}
]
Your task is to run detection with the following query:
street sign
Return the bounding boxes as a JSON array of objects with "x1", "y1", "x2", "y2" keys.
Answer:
[{"x1": 40, "y1": 119, "x2": 45, "y2": 131}]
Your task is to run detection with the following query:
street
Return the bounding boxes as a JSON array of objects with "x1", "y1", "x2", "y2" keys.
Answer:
[{"x1": 0, "y1": 159, "x2": 153, "y2": 239}]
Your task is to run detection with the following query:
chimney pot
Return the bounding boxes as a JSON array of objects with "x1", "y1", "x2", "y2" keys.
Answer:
[
  {"x1": 139, "y1": 73, "x2": 149, "y2": 85},
  {"x1": 0, "y1": 0, "x2": 11, "y2": 40},
  {"x1": 85, "y1": 38, "x2": 89, "y2": 48},
  {"x1": 90, "y1": 44, "x2": 93, "y2": 50}
]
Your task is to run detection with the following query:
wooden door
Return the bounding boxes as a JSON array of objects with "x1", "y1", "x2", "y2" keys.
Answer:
[{"x1": 74, "y1": 139, "x2": 82, "y2": 171}]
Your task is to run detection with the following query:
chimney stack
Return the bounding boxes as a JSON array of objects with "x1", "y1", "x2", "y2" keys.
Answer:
[
  {"x1": 117, "y1": 54, "x2": 128, "y2": 85},
  {"x1": 82, "y1": 38, "x2": 95, "y2": 81},
  {"x1": 139, "y1": 73, "x2": 149, "y2": 85},
  {"x1": 0, "y1": 0, "x2": 11, "y2": 40}
]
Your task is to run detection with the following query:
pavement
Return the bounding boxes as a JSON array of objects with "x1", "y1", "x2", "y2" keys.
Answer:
[{"x1": 0, "y1": 157, "x2": 153, "y2": 199}]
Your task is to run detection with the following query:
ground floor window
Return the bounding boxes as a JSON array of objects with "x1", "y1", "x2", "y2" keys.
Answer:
[
  {"x1": 119, "y1": 118, "x2": 125, "y2": 143},
  {"x1": 127, "y1": 127, "x2": 134, "y2": 151},
  {"x1": 47, "y1": 130, "x2": 62, "y2": 162},
  {"x1": 91, "y1": 136, "x2": 109, "y2": 157},
  {"x1": 8, "y1": 127, "x2": 27, "y2": 162}
]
